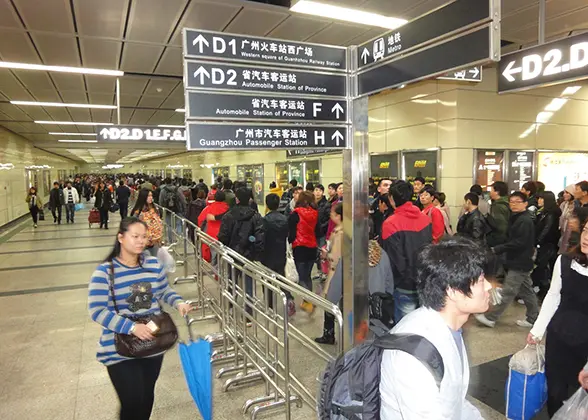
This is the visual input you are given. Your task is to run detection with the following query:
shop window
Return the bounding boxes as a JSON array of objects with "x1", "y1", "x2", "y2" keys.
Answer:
[
  {"x1": 475, "y1": 150, "x2": 504, "y2": 192},
  {"x1": 212, "y1": 166, "x2": 230, "y2": 185},
  {"x1": 183, "y1": 169, "x2": 193, "y2": 180},
  {"x1": 275, "y1": 163, "x2": 288, "y2": 193},
  {"x1": 507, "y1": 151, "x2": 534, "y2": 193},
  {"x1": 237, "y1": 164, "x2": 264, "y2": 204},
  {"x1": 370, "y1": 153, "x2": 399, "y2": 194},
  {"x1": 289, "y1": 162, "x2": 303, "y2": 187},
  {"x1": 165, "y1": 169, "x2": 172, "y2": 178},
  {"x1": 537, "y1": 152, "x2": 588, "y2": 194},
  {"x1": 304, "y1": 160, "x2": 320, "y2": 187},
  {"x1": 402, "y1": 150, "x2": 438, "y2": 190}
]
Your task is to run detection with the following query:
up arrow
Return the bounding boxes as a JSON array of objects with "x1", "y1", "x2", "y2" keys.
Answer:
[
  {"x1": 361, "y1": 48, "x2": 370, "y2": 64},
  {"x1": 332, "y1": 130, "x2": 344, "y2": 146},
  {"x1": 469, "y1": 67, "x2": 480, "y2": 78},
  {"x1": 502, "y1": 61, "x2": 522, "y2": 82},
  {"x1": 193, "y1": 66, "x2": 211, "y2": 84},
  {"x1": 331, "y1": 103, "x2": 344, "y2": 119},
  {"x1": 192, "y1": 34, "x2": 209, "y2": 53},
  {"x1": 99, "y1": 127, "x2": 110, "y2": 139}
]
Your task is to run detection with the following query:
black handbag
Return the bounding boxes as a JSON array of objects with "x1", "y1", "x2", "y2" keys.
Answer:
[
  {"x1": 108, "y1": 263, "x2": 178, "y2": 358},
  {"x1": 38, "y1": 209, "x2": 45, "y2": 221},
  {"x1": 109, "y1": 203, "x2": 120, "y2": 213}
]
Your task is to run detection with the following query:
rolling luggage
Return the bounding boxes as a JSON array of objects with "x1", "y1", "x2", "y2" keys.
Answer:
[{"x1": 88, "y1": 208, "x2": 101, "y2": 227}]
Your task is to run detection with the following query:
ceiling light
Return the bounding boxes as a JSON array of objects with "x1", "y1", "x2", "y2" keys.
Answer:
[
  {"x1": 0, "y1": 163, "x2": 15, "y2": 170},
  {"x1": 290, "y1": 0, "x2": 407, "y2": 30},
  {"x1": 49, "y1": 132, "x2": 96, "y2": 136},
  {"x1": 544, "y1": 98, "x2": 568, "y2": 112},
  {"x1": 175, "y1": 108, "x2": 185, "y2": 113},
  {"x1": 519, "y1": 124, "x2": 536, "y2": 139},
  {"x1": 58, "y1": 140, "x2": 98, "y2": 143},
  {"x1": 562, "y1": 86, "x2": 581, "y2": 96},
  {"x1": 158, "y1": 124, "x2": 184, "y2": 128},
  {"x1": 35, "y1": 121, "x2": 114, "y2": 126},
  {"x1": 0, "y1": 61, "x2": 123, "y2": 76},
  {"x1": 536, "y1": 111, "x2": 553, "y2": 124},
  {"x1": 11, "y1": 101, "x2": 116, "y2": 109}
]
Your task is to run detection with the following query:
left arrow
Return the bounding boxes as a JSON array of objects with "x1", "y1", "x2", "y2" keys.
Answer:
[
  {"x1": 192, "y1": 34, "x2": 209, "y2": 53},
  {"x1": 332, "y1": 130, "x2": 344, "y2": 146},
  {"x1": 193, "y1": 66, "x2": 211, "y2": 84}
]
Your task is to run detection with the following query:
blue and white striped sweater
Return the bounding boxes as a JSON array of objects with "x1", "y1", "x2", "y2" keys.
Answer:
[{"x1": 88, "y1": 255, "x2": 183, "y2": 366}]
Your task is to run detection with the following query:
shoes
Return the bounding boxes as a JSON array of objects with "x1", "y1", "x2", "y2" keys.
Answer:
[
  {"x1": 300, "y1": 300, "x2": 315, "y2": 315},
  {"x1": 53, "y1": 218, "x2": 57, "y2": 224},
  {"x1": 33, "y1": 224, "x2": 38, "y2": 228},
  {"x1": 517, "y1": 299, "x2": 525, "y2": 305},
  {"x1": 287, "y1": 300, "x2": 296, "y2": 317},
  {"x1": 474, "y1": 314, "x2": 496, "y2": 328},
  {"x1": 314, "y1": 329, "x2": 335, "y2": 345},
  {"x1": 516, "y1": 319, "x2": 534, "y2": 328}
]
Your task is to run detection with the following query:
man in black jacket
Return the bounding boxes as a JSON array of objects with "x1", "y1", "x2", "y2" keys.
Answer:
[
  {"x1": 49, "y1": 182, "x2": 64, "y2": 224},
  {"x1": 218, "y1": 188, "x2": 265, "y2": 316},
  {"x1": 456, "y1": 192, "x2": 487, "y2": 243},
  {"x1": 370, "y1": 178, "x2": 392, "y2": 239},
  {"x1": 475, "y1": 191, "x2": 539, "y2": 329},
  {"x1": 262, "y1": 193, "x2": 295, "y2": 316}
]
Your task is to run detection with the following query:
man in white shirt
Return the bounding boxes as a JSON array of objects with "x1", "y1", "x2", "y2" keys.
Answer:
[
  {"x1": 63, "y1": 181, "x2": 80, "y2": 223},
  {"x1": 380, "y1": 236, "x2": 491, "y2": 419}
]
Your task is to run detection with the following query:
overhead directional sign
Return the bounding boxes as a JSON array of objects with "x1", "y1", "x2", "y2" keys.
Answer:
[
  {"x1": 185, "y1": 60, "x2": 347, "y2": 98},
  {"x1": 438, "y1": 66, "x2": 482, "y2": 82},
  {"x1": 187, "y1": 91, "x2": 347, "y2": 122},
  {"x1": 358, "y1": 26, "x2": 493, "y2": 97},
  {"x1": 357, "y1": 0, "x2": 492, "y2": 70},
  {"x1": 184, "y1": 29, "x2": 347, "y2": 72},
  {"x1": 96, "y1": 125, "x2": 185, "y2": 141},
  {"x1": 187, "y1": 123, "x2": 347, "y2": 150},
  {"x1": 498, "y1": 32, "x2": 588, "y2": 93},
  {"x1": 286, "y1": 149, "x2": 340, "y2": 158}
]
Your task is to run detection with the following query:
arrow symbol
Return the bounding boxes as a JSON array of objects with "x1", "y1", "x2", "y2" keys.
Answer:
[
  {"x1": 469, "y1": 67, "x2": 480, "y2": 78},
  {"x1": 502, "y1": 61, "x2": 522, "y2": 82},
  {"x1": 332, "y1": 130, "x2": 344, "y2": 146},
  {"x1": 99, "y1": 128, "x2": 110, "y2": 139},
  {"x1": 331, "y1": 103, "x2": 344, "y2": 119},
  {"x1": 361, "y1": 48, "x2": 370, "y2": 64},
  {"x1": 193, "y1": 66, "x2": 210, "y2": 84},
  {"x1": 192, "y1": 34, "x2": 209, "y2": 53}
]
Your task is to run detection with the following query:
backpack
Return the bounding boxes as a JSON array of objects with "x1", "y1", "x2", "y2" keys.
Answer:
[
  {"x1": 317, "y1": 333, "x2": 444, "y2": 419},
  {"x1": 164, "y1": 187, "x2": 179, "y2": 213}
]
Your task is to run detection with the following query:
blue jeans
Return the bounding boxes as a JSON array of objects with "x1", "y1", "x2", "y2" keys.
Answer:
[
  {"x1": 393, "y1": 289, "x2": 420, "y2": 324},
  {"x1": 295, "y1": 259, "x2": 314, "y2": 293},
  {"x1": 165, "y1": 213, "x2": 182, "y2": 244}
]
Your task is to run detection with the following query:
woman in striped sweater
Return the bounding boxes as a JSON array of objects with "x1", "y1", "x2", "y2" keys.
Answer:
[{"x1": 88, "y1": 217, "x2": 190, "y2": 420}]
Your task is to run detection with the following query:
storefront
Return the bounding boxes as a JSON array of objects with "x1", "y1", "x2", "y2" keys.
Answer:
[
  {"x1": 473, "y1": 149, "x2": 536, "y2": 193},
  {"x1": 370, "y1": 152, "x2": 400, "y2": 189},
  {"x1": 182, "y1": 169, "x2": 193, "y2": 180},
  {"x1": 402, "y1": 149, "x2": 439, "y2": 190},
  {"x1": 277, "y1": 159, "x2": 322, "y2": 191},
  {"x1": 537, "y1": 151, "x2": 588, "y2": 193},
  {"x1": 237, "y1": 164, "x2": 264, "y2": 205},
  {"x1": 212, "y1": 166, "x2": 230, "y2": 184}
]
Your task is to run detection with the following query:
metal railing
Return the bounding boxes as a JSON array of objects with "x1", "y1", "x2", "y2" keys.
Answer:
[{"x1": 154, "y1": 204, "x2": 344, "y2": 419}]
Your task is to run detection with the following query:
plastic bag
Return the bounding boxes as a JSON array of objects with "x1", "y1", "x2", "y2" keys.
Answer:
[
  {"x1": 552, "y1": 387, "x2": 588, "y2": 420},
  {"x1": 285, "y1": 244, "x2": 298, "y2": 284},
  {"x1": 75, "y1": 203, "x2": 84, "y2": 211},
  {"x1": 505, "y1": 345, "x2": 548, "y2": 420},
  {"x1": 157, "y1": 246, "x2": 176, "y2": 274}
]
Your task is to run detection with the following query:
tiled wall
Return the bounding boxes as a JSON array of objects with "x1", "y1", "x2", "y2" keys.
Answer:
[{"x1": 0, "y1": 127, "x2": 77, "y2": 226}]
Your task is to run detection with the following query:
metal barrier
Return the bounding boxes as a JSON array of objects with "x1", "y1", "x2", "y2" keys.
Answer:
[{"x1": 154, "y1": 203, "x2": 344, "y2": 419}]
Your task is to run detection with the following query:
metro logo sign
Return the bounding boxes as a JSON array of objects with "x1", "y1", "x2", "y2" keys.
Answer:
[{"x1": 499, "y1": 32, "x2": 588, "y2": 93}]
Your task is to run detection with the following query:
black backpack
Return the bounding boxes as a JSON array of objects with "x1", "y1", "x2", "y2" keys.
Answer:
[
  {"x1": 164, "y1": 187, "x2": 179, "y2": 213},
  {"x1": 317, "y1": 333, "x2": 444, "y2": 419}
]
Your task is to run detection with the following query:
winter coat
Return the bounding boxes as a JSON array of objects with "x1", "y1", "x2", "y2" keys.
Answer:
[
  {"x1": 422, "y1": 204, "x2": 445, "y2": 244},
  {"x1": 535, "y1": 207, "x2": 562, "y2": 247},
  {"x1": 25, "y1": 193, "x2": 43, "y2": 209},
  {"x1": 559, "y1": 200, "x2": 576, "y2": 253},
  {"x1": 438, "y1": 204, "x2": 453, "y2": 235},
  {"x1": 159, "y1": 184, "x2": 186, "y2": 215},
  {"x1": 63, "y1": 187, "x2": 80, "y2": 204},
  {"x1": 493, "y1": 210, "x2": 535, "y2": 272},
  {"x1": 223, "y1": 189, "x2": 236, "y2": 208},
  {"x1": 261, "y1": 211, "x2": 289, "y2": 271},
  {"x1": 218, "y1": 205, "x2": 265, "y2": 261},
  {"x1": 380, "y1": 308, "x2": 484, "y2": 419},
  {"x1": 527, "y1": 194, "x2": 539, "y2": 221},
  {"x1": 49, "y1": 188, "x2": 65, "y2": 207},
  {"x1": 198, "y1": 200, "x2": 229, "y2": 262},
  {"x1": 326, "y1": 197, "x2": 342, "y2": 239},
  {"x1": 316, "y1": 196, "x2": 331, "y2": 238},
  {"x1": 289, "y1": 206, "x2": 319, "y2": 249},
  {"x1": 381, "y1": 202, "x2": 432, "y2": 291},
  {"x1": 456, "y1": 208, "x2": 487, "y2": 243},
  {"x1": 323, "y1": 225, "x2": 343, "y2": 298},
  {"x1": 94, "y1": 189, "x2": 112, "y2": 210},
  {"x1": 486, "y1": 196, "x2": 510, "y2": 248},
  {"x1": 188, "y1": 198, "x2": 207, "y2": 225}
]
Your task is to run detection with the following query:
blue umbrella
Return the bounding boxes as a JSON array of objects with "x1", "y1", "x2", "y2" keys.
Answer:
[{"x1": 179, "y1": 335, "x2": 212, "y2": 420}]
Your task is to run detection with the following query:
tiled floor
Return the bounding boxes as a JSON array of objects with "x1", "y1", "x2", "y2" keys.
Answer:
[{"x1": 0, "y1": 209, "x2": 536, "y2": 419}]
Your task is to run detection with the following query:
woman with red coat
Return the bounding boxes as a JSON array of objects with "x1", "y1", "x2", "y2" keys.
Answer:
[
  {"x1": 197, "y1": 190, "x2": 229, "y2": 262},
  {"x1": 288, "y1": 190, "x2": 320, "y2": 314}
]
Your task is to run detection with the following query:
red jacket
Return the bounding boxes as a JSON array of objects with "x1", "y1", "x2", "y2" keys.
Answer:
[
  {"x1": 292, "y1": 207, "x2": 318, "y2": 249},
  {"x1": 198, "y1": 200, "x2": 229, "y2": 262},
  {"x1": 422, "y1": 204, "x2": 445, "y2": 244}
]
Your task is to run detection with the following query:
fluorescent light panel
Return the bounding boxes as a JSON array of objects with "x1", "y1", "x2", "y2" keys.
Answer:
[
  {"x1": 0, "y1": 61, "x2": 123, "y2": 76},
  {"x1": 175, "y1": 108, "x2": 185, "y2": 113},
  {"x1": 290, "y1": 0, "x2": 407, "y2": 30},
  {"x1": 12, "y1": 100, "x2": 116, "y2": 109},
  {"x1": 562, "y1": 86, "x2": 581, "y2": 96},
  {"x1": 58, "y1": 140, "x2": 98, "y2": 143},
  {"x1": 35, "y1": 121, "x2": 114, "y2": 126},
  {"x1": 544, "y1": 98, "x2": 568, "y2": 112},
  {"x1": 49, "y1": 132, "x2": 96, "y2": 136}
]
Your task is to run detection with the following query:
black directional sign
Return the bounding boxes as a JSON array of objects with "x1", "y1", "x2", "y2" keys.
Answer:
[
  {"x1": 186, "y1": 91, "x2": 347, "y2": 122},
  {"x1": 357, "y1": 0, "x2": 491, "y2": 70},
  {"x1": 184, "y1": 29, "x2": 347, "y2": 71},
  {"x1": 187, "y1": 123, "x2": 347, "y2": 150},
  {"x1": 438, "y1": 66, "x2": 483, "y2": 82},
  {"x1": 498, "y1": 32, "x2": 588, "y2": 93},
  {"x1": 358, "y1": 26, "x2": 491, "y2": 97},
  {"x1": 185, "y1": 61, "x2": 346, "y2": 98},
  {"x1": 96, "y1": 125, "x2": 185, "y2": 141}
]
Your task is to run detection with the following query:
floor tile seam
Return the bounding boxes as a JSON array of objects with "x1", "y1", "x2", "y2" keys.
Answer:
[
  {"x1": 7, "y1": 234, "x2": 113, "y2": 243},
  {"x1": 0, "y1": 283, "x2": 89, "y2": 296},
  {"x1": 0, "y1": 245, "x2": 112, "y2": 255},
  {"x1": 0, "y1": 218, "x2": 32, "y2": 245},
  {"x1": 0, "y1": 260, "x2": 102, "y2": 272}
]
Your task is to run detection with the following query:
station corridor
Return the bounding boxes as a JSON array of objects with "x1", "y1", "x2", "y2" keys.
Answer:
[{"x1": 0, "y1": 207, "x2": 550, "y2": 420}]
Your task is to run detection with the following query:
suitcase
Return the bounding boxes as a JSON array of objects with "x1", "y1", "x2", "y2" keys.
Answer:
[{"x1": 88, "y1": 208, "x2": 101, "y2": 227}]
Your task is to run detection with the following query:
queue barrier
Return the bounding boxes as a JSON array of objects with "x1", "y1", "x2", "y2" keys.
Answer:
[{"x1": 156, "y1": 204, "x2": 344, "y2": 419}]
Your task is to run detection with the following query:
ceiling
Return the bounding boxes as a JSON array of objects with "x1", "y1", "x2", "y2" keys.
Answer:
[{"x1": 0, "y1": 0, "x2": 587, "y2": 163}]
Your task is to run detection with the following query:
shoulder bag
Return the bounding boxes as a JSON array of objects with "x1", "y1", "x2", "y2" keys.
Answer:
[{"x1": 108, "y1": 262, "x2": 178, "y2": 358}]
